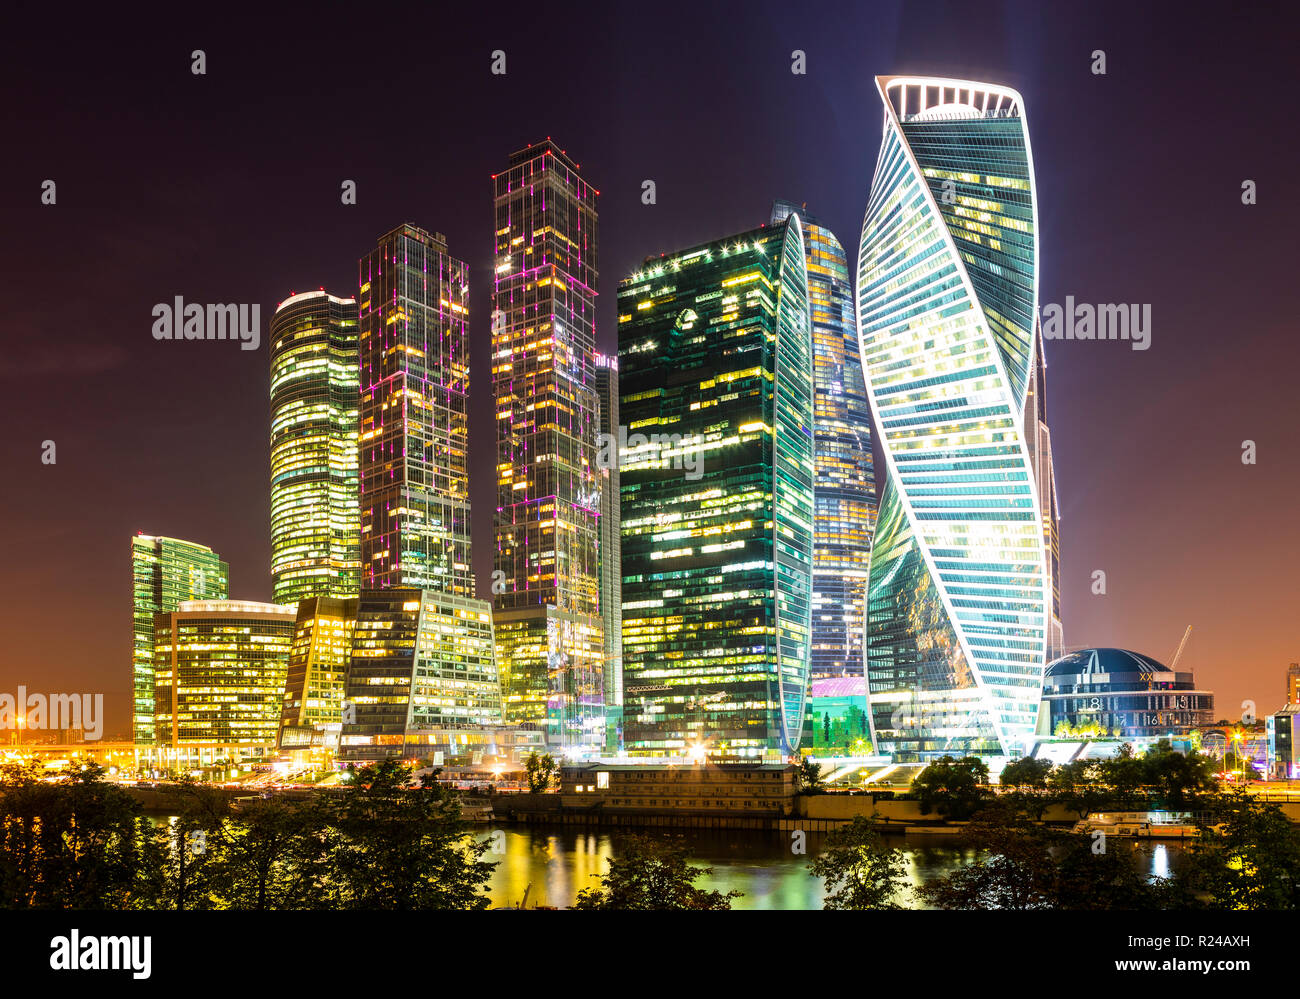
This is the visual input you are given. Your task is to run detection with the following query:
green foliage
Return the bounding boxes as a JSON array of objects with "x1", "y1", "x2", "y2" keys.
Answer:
[
  {"x1": 0, "y1": 761, "x2": 163, "y2": 909},
  {"x1": 999, "y1": 757, "x2": 1053, "y2": 791},
  {"x1": 312, "y1": 759, "x2": 494, "y2": 910},
  {"x1": 808, "y1": 815, "x2": 909, "y2": 909},
  {"x1": 524, "y1": 751, "x2": 557, "y2": 793},
  {"x1": 572, "y1": 834, "x2": 741, "y2": 910},
  {"x1": 796, "y1": 757, "x2": 825, "y2": 793},
  {"x1": 0, "y1": 758, "x2": 494, "y2": 910},
  {"x1": 998, "y1": 756, "x2": 1055, "y2": 819},
  {"x1": 917, "y1": 804, "x2": 1163, "y2": 910},
  {"x1": 1178, "y1": 789, "x2": 1300, "y2": 910},
  {"x1": 911, "y1": 756, "x2": 990, "y2": 819},
  {"x1": 1140, "y1": 739, "x2": 1219, "y2": 809}
]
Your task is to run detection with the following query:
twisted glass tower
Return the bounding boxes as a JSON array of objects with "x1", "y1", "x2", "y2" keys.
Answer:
[{"x1": 857, "y1": 77, "x2": 1048, "y2": 762}]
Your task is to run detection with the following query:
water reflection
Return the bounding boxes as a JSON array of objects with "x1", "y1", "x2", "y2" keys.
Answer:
[{"x1": 482, "y1": 827, "x2": 1185, "y2": 910}]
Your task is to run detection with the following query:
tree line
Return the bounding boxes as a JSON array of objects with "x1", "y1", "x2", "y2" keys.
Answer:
[{"x1": 0, "y1": 759, "x2": 493, "y2": 910}]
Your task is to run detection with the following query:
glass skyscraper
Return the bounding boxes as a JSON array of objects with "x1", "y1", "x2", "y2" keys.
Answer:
[
  {"x1": 771, "y1": 200, "x2": 876, "y2": 683},
  {"x1": 131, "y1": 534, "x2": 229, "y2": 746},
  {"x1": 269, "y1": 291, "x2": 360, "y2": 604},
  {"x1": 594, "y1": 352, "x2": 623, "y2": 753},
  {"x1": 617, "y1": 217, "x2": 815, "y2": 760},
  {"x1": 349, "y1": 224, "x2": 500, "y2": 762},
  {"x1": 358, "y1": 224, "x2": 473, "y2": 594},
  {"x1": 857, "y1": 77, "x2": 1049, "y2": 762},
  {"x1": 1024, "y1": 321, "x2": 1063, "y2": 660},
  {"x1": 491, "y1": 140, "x2": 604, "y2": 752}
]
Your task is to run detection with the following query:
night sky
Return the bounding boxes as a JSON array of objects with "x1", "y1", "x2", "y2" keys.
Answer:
[{"x1": 2, "y1": 1, "x2": 1296, "y2": 734}]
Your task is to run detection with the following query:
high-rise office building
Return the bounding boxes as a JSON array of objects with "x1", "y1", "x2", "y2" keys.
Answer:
[
  {"x1": 131, "y1": 534, "x2": 229, "y2": 746},
  {"x1": 618, "y1": 217, "x2": 815, "y2": 760},
  {"x1": 358, "y1": 224, "x2": 473, "y2": 594},
  {"x1": 279, "y1": 595, "x2": 358, "y2": 751},
  {"x1": 491, "y1": 140, "x2": 604, "y2": 751},
  {"x1": 269, "y1": 291, "x2": 361, "y2": 604},
  {"x1": 1287, "y1": 663, "x2": 1300, "y2": 705},
  {"x1": 1024, "y1": 321, "x2": 1063, "y2": 660},
  {"x1": 594, "y1": 352, "x2": 622, "y2": 753},
  {"x1": 339, "y1": 589, "x2": 502, "y2": 763},
  {"x1": 350, "y1": 224, "x2": 501, "y2": 762},
  {"x1": 152, "y1": 599, "x2": 295, "y2": 766},
  {"x1": 771, "y1": 200, "x2": 876, "y2": 682},
  {"x1": 857, "y1": 76, "x2": 1049, "y2": 762}
]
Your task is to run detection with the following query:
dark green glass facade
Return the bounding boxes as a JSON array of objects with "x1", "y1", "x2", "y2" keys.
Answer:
[
  {"x1": 131, "y1": 534, "x2": 229, "y2": 746},
  {"x1": 617, "y1": 219, "x2": 814, "y2": 760}
]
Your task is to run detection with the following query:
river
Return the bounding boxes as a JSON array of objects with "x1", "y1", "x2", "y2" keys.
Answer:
[{"x1": 478, "y1": 826, "x2": 1187, "y2": 910}]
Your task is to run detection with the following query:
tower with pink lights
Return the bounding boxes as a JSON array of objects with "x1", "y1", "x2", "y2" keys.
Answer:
[{"x1": 491, "y1": 140, "x2": 605, "y2": 753}]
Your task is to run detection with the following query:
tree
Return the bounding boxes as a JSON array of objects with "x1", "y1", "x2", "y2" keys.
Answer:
[
  {"x1": 1177, "y1": 788, "x2": 1300, "y2": 909},
  {"x1": 1097, "y1": 743, "x2": 1148, "y2": 810},
  {"x1": 1047, "y1": 759, "x2": 1108, "y2": 819},
  {"x1": 918, "y1": 804, "x2": 1164, "y2": 910},
  {"x1": 998, "y1": 757, "x2": 1053, "y2": 791},
  {"x1": 808, "y1": 815, "x2": 909, "y2": 909},
  {"x1": 524, "y1": 751, "x2": 557, "y2": 793},
  {"x1": 1141, "y1": 740, "x2": 1219, "y2": 810},
  {"x1": 315, "y1": 759, "x2": 495, "y2": 910},
  {"x1": 998, "y1": 756, "x2": 1054, "y2": 820},
  {"x1": 0, "y1": 760, "x2": 163, "y2": 910},
  {"x1": 151, "y1": 778, "x2": 226, "y2": 911},
  {"x1": 176, "y1": 787, "x2": 328, "y2": 910},
  {"x1": 572, "y1": 834, "x2": 741, "y2": 910},
  {"x1": 796, "y1": 757, "x2": 825, "y2": 793},
  {"x1": 911, "y1": 756, "x2": 990, "y2": 820},
  {"x1": 917, "y1": 807, "x2": 1057, "y2": 910}
]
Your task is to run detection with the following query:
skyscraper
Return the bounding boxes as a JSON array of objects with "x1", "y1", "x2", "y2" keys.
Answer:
[
  {"x1": 594, "y1": 352, "x2": 622, "y2": 753},
  {"x1": 491, "y1": 140, "x2": 604, "y2": 751},
  {"x1": 771, "y1": 200, "x2": 877, "y2": 682},
  {"x1": 857, "y1": 76, "x2": 1049, "y2": 762},
  {"x1": 1024, "y1": 321, "x2": 1063, "y2": 660},
  {"x1": 131, "y1": 534, "x2": 229, "y2": 746},
  {"x1": 358, "y1": 224, "x2": 473, "y2": 594},
  {"x1": 618, "y1": 217, "x2": 815, "y2": 760},
  {"x1": 347, "y1": 224, "x2": 501, "y2": 763},
  {"x1": 269, "y1": 291, "x2": 361, "y2": 604},
  {"x1": 152, "y1": 599, "x2": 295, "y2": 766}
]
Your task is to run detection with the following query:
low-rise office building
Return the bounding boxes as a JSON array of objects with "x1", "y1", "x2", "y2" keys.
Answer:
[{"x1": 559, "y1": 763, "x2": 798, "y2": 815}]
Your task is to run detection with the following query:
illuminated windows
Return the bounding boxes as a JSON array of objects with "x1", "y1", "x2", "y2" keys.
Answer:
[
  {"x1": 618, "y1": 219, "x2": 814, "y2": 760},
  {"x1": 857, "y1": 77, "x2": 1048, "y2": 762},
  {"x1": 269, "y1": 291, "x2": 361, "y2": 604}
]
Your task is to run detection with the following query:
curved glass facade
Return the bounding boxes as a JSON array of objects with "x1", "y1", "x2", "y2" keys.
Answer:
[
  {"x1": 618, "y1": 217, "x2": 814, "y2": 758},
  {"x1": 269, "y1": 291, "x2": 360, "y2": 604},
  {"x1": 771, "y1": 201, "x2": 876, "y2": 682},
  {"x1": 857, "y1": 77, "x2": 1048, "y2": 761},
  {"x1": 1041, "y1": 648, "x2": 1215, "y2": 739}
]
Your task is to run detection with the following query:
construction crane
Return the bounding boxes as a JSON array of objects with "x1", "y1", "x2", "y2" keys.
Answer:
[{"x1": 1168, "y1": 626, "x2": 1193, "y2": 670}]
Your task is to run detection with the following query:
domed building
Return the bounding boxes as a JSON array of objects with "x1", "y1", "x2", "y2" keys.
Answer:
[{"x1": 1038, "y1": 648, "x2": 1215, "y2": 740}]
